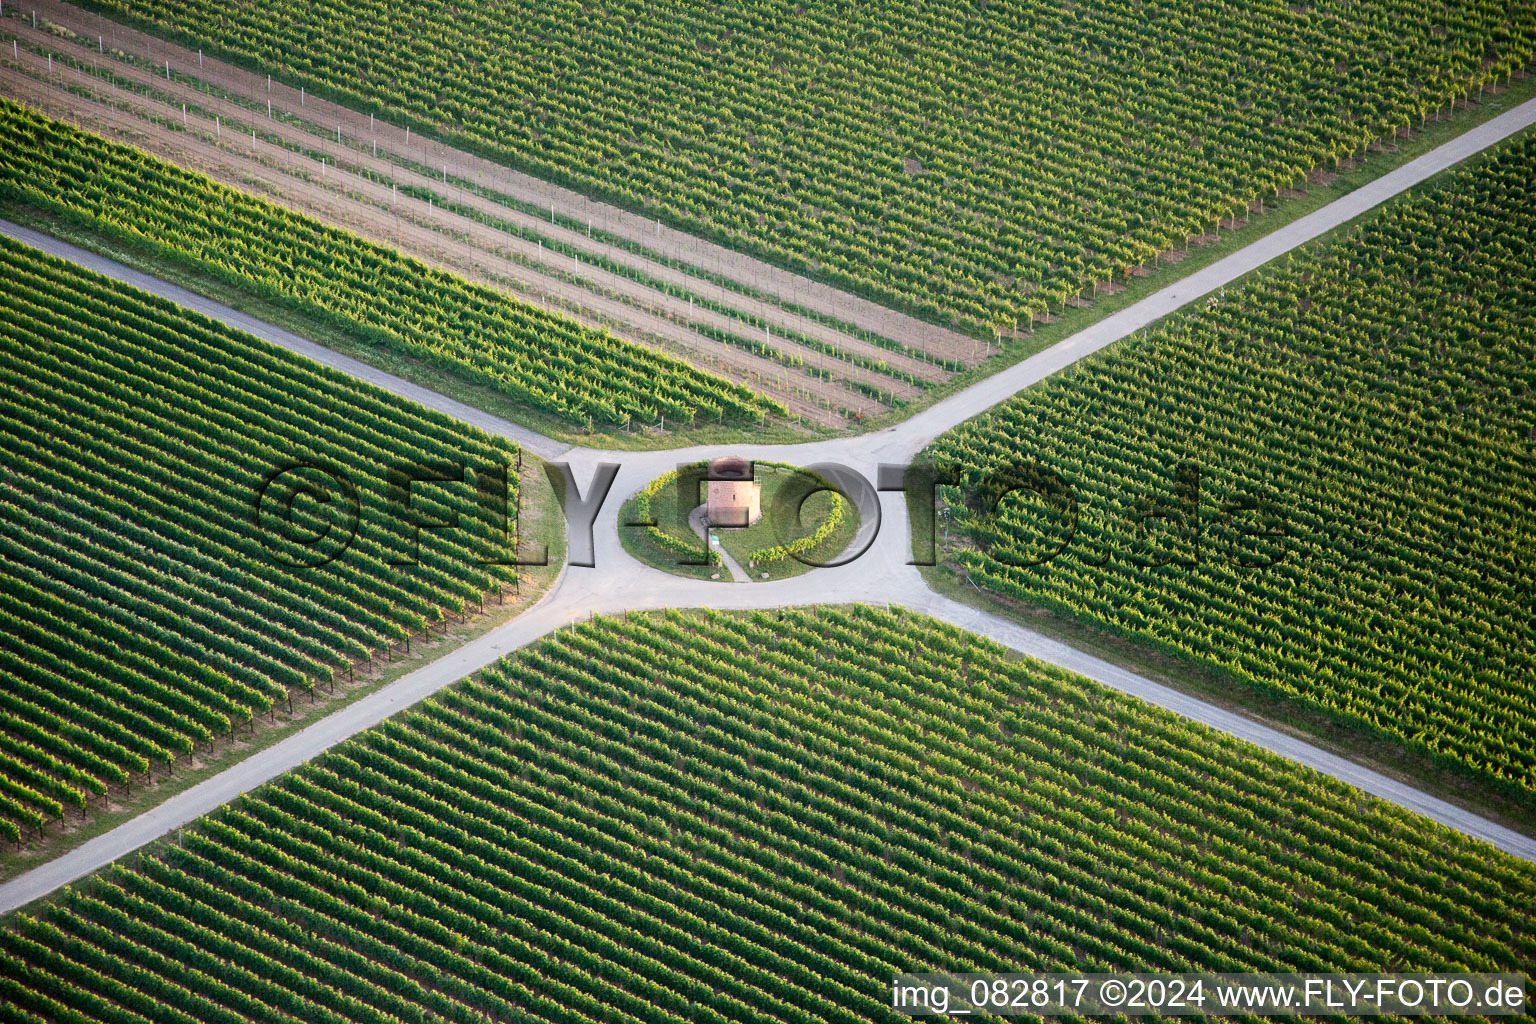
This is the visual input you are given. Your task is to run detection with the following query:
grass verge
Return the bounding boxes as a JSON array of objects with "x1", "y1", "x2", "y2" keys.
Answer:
[
  {"x1": 920, "y1": 558, "x2": 1536, "y2": 840},
  {"x1": 848, "y1": 74, "x2": 1536, "y2": 436},
  {"x1": 716, "y1": 465, "x2": 860, "y2": 581},
  {"x1": 904, "y1": 109, "x2": 1536, "y2": 841}
]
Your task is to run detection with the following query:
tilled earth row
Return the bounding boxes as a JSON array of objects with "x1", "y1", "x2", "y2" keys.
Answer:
[{"x1": 1, "y1": 2, "x2": 996, "y2": 430}]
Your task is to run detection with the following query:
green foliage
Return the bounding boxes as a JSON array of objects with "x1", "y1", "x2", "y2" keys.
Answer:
[
  {"x1": 77, "y1": 0, "x2": 1536, "y2": 334},
  {"x1": 1, "y1": 606, "x2": 1530, "y2": 1021},
  {"x1": 634, "y1": 466, "x2": 720, "y2": 567},
  {"x1": 632, "y1": 461, "x2": 853, "y2": 578},
  {"x1": 740, "y1": 473, "x2": 850, "y2": 568},
  {"x1": 0, "y1": 234, "x2": 520, "y2": 839},
  {"x1": 0, "y1": 100, "x2": 780, "y2": 428},
  {"x1": 930, "y1": 134, "x2": 1536, "y2": 795}
]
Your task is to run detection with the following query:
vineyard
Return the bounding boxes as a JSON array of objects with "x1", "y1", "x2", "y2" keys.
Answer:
[
  {"x1": 928, "y1": 133, "x2": 1536, "y2": 796},
  {"x1": 77, "y1": 0, "x2": 1536, "y2": 336},
  {"x1": 0, "y1": 605, "x2": 1529, "y2": 1023},
  {"x1": 0, "y1": 6, "x2": 961, "y2": 430},
  {"x1": 0, "y1": 233, "x2": 526, "y2": 846},
  {"x1": 0, "y1": 98, "x2": 779, "y2": 431}
]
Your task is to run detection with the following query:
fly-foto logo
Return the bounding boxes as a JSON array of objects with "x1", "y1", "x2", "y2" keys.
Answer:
[
  {"x1": 250, "y1": 459, "x2": 547, "y2": 569},
  {"x1": 547, "y1": 457, "x2": 1288, "y2": 572}
]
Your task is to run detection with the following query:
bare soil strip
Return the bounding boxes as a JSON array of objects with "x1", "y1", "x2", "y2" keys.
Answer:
[
  {"x1": 2, "y1": 0, "x2": 983, "y2": 422},
  {"x1": 28, "y1": 0, "x2": 974, "y2": 357},
  {"x1": 0, "y1": 52, "x2": 890, "y2": 426},
  {"x1": 12, "y1": 16, "x2": 952, "y2": 384}
]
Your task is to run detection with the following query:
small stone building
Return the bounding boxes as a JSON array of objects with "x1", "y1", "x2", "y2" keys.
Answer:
[{"x1": 706, "y1": 456, "x2": 761, "y2": 527}]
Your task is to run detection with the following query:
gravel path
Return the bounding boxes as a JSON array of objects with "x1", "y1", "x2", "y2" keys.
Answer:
[{"x1": 2, "y1": 92, "x2": 1534, "y2": 918}]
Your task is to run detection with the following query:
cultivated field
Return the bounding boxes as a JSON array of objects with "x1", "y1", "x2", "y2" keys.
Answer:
[
  {"x1": 0, "y1": 606, "x2": 1529, "y2": 1022},
  {"x1": 928, "y1": 132, "x2": 1536, "y2": 798},
  {"x1": 69, "y1": 0, "x2": 1536, "y2": 334},
  {"x1": 0, "y1": 99, "x2": 778, "y2": 432},
  {"x1": 0, "y1": 234, "x2": 529, "y2": 846},
  {"x1": 0, "y1": 2, "x2": 973, "y2": 428}
]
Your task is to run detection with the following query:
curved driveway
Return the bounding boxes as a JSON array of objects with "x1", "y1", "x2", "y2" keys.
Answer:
[{"x1": 2, "y1": 95, "x2": 1535, "y2": 916}]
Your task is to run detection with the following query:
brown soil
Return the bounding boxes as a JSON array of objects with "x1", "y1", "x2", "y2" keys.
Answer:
[
  {"x1": 5, "y1": 0, "x2": 978, "y2": 402},
  {"x1": 1, "y1": 45, "x2": 884, "y2": 426}
]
